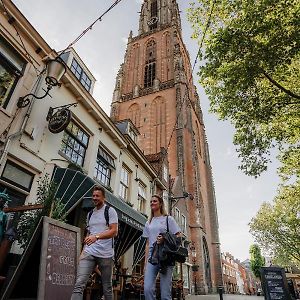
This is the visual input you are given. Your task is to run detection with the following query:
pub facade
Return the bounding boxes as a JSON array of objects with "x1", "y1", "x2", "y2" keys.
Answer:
[{"x1": 0, "y1": 1, "x2": 167, "y2": 296}]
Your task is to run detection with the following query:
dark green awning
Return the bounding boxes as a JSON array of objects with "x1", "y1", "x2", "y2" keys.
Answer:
[
  {"x1": 52, "y1": 167, "x2": 147, "y2": 231},
  {"x1": 52, "y1": 167, "x2": 148, "y2": 262}
]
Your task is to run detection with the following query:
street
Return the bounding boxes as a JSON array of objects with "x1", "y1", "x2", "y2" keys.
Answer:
[{"x1": 186, "y1": 295, "x2": 264, "y2": 300}]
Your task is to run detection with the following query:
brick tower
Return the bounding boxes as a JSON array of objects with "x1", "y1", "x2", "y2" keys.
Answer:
[{"x1": 111, "y1": 0, "x2": 222, "y2": 294}]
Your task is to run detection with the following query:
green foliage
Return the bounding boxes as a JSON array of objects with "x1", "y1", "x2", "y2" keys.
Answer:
[
  {"x1": 249, "y1": 244, "x2": 265, "y2": 278},
  {"x1": 188, "y1": 0, "x2": 300, "y2": 177},
  {"x1": 249, "y1": 183, "x2": 300, "y2": 268},
  {"x1": 17, "y1": 175, "x2": 66, "y2": 249}
]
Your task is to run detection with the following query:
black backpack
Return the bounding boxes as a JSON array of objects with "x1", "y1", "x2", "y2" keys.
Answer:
[{"x1": 86, "y1": 205, "x2": 114, "y2": 248}]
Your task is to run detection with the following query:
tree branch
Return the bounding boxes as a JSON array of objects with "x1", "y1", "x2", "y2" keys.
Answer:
[{"x1": 262, "y1": 70, "x2": 300, "y2": 100}]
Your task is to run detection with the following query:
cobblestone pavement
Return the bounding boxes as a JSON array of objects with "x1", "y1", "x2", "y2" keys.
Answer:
[{"x1": 186, "y1": 295, "x2": 264, "y2": 300}]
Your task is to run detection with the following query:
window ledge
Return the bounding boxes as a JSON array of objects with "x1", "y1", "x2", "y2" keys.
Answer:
[
  {"x1": 0, "y1": 107, "x2": 12, "y2": 117},
  {"x1": 58, "y1": 150, "x2": 87, "y2": 174}
]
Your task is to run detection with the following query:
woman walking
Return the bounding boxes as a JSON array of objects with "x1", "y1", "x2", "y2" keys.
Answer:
[{"x1": 143, "y1": 194, "x2": 181, "y2": 300}]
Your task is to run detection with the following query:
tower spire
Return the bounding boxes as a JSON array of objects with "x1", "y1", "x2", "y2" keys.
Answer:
[{"x1": 138, "y1": 0, "x2": 181, "y2": 35}]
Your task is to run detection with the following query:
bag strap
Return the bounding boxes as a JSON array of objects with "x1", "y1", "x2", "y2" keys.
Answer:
[
  {"x1": 87, "y1": 210, "x2": 93, "y2": 225},
  {"x1": 166, "y1": 215, "x2": 169, "y2": 232},
  {"x1": 104, "y1": 205, "x2": 110, "y2": 227},
  {"x1": 104, "y1": 205, "x2": 114, "y2": 249},
  {"x1": 87, "y1": 206, "x2": 110, "y2": 226}
]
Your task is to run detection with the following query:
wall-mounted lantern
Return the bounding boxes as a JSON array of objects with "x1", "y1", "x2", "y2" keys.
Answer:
[{"x1": 17, "y1": 57, "x2": 66, "y2": 108}]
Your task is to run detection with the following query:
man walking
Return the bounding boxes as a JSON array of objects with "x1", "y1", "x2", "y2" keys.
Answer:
[{"x1": 71, "y1": 186, "x2": 118, "y2": 300}]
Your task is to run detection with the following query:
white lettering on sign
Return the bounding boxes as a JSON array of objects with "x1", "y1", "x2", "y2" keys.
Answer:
[{"x1": 51, "y1": 273, "x2": 75, "y2": 286}]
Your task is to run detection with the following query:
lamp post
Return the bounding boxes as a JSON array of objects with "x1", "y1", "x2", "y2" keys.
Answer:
[
  {"x1": 17, "y1": 57, "x2": 66, "y2": 108},
  {"x1": 168, "y1": 191, "x2": 193, "y2": 214},
  {"x1": 190, "y1": 243, "x2": 198, "y2": 295}
]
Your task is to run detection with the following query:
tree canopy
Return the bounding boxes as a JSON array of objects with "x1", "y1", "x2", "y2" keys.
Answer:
[
  {"x1": 188, "y1": 0, "x2": 300, "y2": 177},
  {"x1": 249, "y1": 244, "x2": 265, "y2": 278},
  {"x1": 249, "y1": 183, "x2": 300, "y2": 268}
]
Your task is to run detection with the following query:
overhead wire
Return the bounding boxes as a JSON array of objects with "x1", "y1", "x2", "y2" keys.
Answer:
[
  {"x1": 59, "y1": 0, "x2": 123, "y2": 55},
  {"x1": 0, "y1": 0, "x2": 123, "y2": 74}
]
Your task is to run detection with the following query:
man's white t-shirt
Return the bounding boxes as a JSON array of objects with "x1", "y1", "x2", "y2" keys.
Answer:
[{"x1": 84, "y1": 204, "x2": 118, "y2": 258}]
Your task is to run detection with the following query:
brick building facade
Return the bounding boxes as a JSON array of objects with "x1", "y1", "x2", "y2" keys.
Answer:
[{"x1": 110, "y1": 0, "x2": 222, "y2": 294}]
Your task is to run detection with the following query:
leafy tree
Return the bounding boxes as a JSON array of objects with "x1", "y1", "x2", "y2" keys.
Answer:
[
  {"x1": 188, "y1": 0, "x2": 300, "y2": 177},
  {"x1": 17, "y1": 175, "x2": 66, "y2": 249},
  {"x1": 249, "y1": 183, "x2": 300, "y2": 268},
  {"x1": 249, "y1": 244, "x2": 265, "y2": 278}
]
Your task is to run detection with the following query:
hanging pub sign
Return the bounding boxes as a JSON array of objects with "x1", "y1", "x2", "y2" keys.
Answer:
[
  {"x1": 47, "y1": 103, "x2": 76, "y2": 134},
  {"x1": 48, "y1": 107, "x2": 72, "y2": 134}
]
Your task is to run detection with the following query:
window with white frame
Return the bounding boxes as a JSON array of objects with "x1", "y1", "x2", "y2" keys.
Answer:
[
  {"x1": 128, "y1": 127, "x2": 137, "y2": 143},
  {"x1": 174, "y1": 207, "x2": 180, "y2": 224},
  {"x1": 0, "y1": 36, "x2": 25, "y2": 108},
  {"x1": 137, "y1": 182, "x2": 146, "y2": 213},
  {"x1": 182, "y1": 264, "x2": 190, "y2": 289},
  {"x1": 94, "y1": 146, "x2": 115, "y2": 187},
  {"x1": 181, "y1": 214, "x2": 187, "y2": 234},
  {"x1": 70, "y1": 58, "x2": 92, "y2": 92},
  {"x1": 163, "y1": 164, "x2": 168, "y2": 182},
  {"x1": 60, "y1": 120, "x2": 89, "y2": 166},
  {"x1": 1, "y1": 160, "x2": 34, "y2": 192},
  {"x1": 119, "y1": 165, "x2": 130, "y2": 200}
]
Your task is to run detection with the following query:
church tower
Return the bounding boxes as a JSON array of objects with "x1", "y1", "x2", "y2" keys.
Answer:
[{"x1": 111, "y1": 0, "x2": 222, "y2": 294}]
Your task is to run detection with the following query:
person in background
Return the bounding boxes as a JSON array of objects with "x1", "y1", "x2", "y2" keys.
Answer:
[
  {"x1": 71, "y1": 186, "x2": 118, "y2": 300},
  {"x1": 0, "y1": 189, "x2": 10, "y2": 245},
  {"x1": 142, "y1": 194, "x2": 181, "y2": 300}
]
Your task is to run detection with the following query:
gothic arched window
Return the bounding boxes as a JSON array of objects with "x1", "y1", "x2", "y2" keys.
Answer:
[
  {"x1": 127, "y1": 103, "x2": 141, "y2": 128},
  {"x1": 144, "y1": 40, "x2": 156, "y2": 88},
  {"x1": 150, "y1": 97, "x2": 166, "y2": 153},
  {"x1": 203, "y1": 237, "x2": 212, "y2": 292}
]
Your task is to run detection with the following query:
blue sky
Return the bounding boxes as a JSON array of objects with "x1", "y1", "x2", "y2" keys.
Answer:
[{"x1": 12, "y1": 0, "x2": 280, "y2": 261}]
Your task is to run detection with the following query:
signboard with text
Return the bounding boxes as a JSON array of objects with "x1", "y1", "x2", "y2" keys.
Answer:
[
  {"x1": 1, "y1": 217, "x2": 81, "y2": 300},
  {"x1": 261, "y1": 267, "x2": 291, "y2": 300}
]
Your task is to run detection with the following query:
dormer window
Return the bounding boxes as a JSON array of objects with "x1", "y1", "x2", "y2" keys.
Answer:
[
  {"x1": 70, "y1": 58, "x2": 92, "y2": 92},
  {"x1": 128, "y1": 127, "x2": 137, "y2": 143}
]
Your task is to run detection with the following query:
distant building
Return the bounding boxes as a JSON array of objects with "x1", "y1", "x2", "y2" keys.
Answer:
[{"x1": 221, "y1": 252, "x2": 238, "y2": 293}]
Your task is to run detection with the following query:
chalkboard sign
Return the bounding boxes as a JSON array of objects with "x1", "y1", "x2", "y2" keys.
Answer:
[
  {"x1": 1, "y1": 217, "x2": 81, "y2": 300},
  {"x1": 261, "y1": 267, "x2": 291, "y2": 300}
]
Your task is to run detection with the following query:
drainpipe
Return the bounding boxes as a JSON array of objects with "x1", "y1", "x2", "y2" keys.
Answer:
[{"x1": 0, "y1": 74, "x2": 44, "y2": 170}]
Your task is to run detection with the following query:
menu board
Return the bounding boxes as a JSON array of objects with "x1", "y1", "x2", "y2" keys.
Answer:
[
  {"x1": 261, "y1": 267, "x2": 291, "y2": 300},
  {"x1": 38, "y1": 219, "x2": 80, "y2": 299},
  {"x1": 1, "y1": 217, "x2": 81, "y2": 300}
]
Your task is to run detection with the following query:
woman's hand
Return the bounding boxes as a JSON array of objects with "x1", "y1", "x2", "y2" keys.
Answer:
[
  {"x1": 84, "y1": 235, "x2": 97, "y2": 246},
  {"x1": 157, "y1": 234, "x2": 164, "y2": 244}
]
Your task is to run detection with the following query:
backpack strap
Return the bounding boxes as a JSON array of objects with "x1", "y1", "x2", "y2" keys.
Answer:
[
  {"x1": 104, "y1": 205, "x2": 114, "y2": 248},
  {"x1": 104, "y1": 205, "x2": 110, "y2": 227},
  {"x1": 87, "y1": 210, "x2": 93, "y2": 224},
  {"x1": 166, "y1": 215, "x2": 169, "y2": 232}
]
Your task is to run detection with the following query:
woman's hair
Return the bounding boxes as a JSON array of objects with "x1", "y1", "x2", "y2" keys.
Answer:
[{"x1": 149, "y1": 194, "x2": 168, "y2": 223}]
